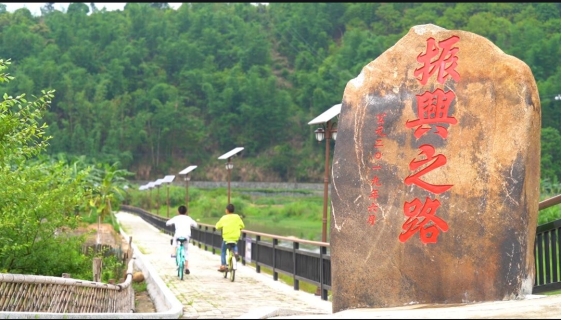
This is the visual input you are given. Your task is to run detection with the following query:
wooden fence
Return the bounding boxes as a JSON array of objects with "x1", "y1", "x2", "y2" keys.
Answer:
[{"x1": 0, "y1": 256, "x2": 135, "y2": 313}]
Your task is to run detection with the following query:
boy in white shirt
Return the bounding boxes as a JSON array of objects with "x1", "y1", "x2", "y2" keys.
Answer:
[{"x1": 166, "y1": 205, "x2": 198, "y2": 274}]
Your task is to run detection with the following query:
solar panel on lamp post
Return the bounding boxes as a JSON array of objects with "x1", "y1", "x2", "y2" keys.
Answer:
[{"x1": 218, "y1": 147, "x2": 244, "y2": 204}]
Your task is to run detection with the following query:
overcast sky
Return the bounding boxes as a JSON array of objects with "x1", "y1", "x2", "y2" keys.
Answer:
[{"x1": 2, "y1": 3, "x2": 183, "y2": 16}]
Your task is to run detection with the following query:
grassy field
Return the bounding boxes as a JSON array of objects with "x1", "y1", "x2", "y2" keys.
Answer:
[{"x1": 128, "y1": 185, "x2": 329, "y2": 240}]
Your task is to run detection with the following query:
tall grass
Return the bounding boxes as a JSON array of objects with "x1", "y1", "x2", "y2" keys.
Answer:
[
  {"x1": 127, "y1": 185, "x2": 324, "y2": 222},
  {"x1": 126, "y1": 184, "x2": 559, "y2": 233},
  {"x1": 126, "y1": 185, "x2": 326, "y2": 240}
]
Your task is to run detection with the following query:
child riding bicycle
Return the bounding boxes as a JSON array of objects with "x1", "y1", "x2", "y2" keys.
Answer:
[
  {"x1": 166, "y1": 205, "x2": 198, "y2": 275},
  {"x1": 215, "y1": 203, "x2": 245, "y2": 272}
]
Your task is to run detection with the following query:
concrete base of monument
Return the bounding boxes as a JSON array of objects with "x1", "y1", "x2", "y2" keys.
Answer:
[{"x1": 265, "y1": 294, "x2": 561, "y2": 319}]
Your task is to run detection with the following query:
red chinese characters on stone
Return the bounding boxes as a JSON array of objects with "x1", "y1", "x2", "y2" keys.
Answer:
[
  {"x1": 404, "y1": 144, "x2": 453, "y2": 194},
  {"x1": 398, "y1": 197, "x2": 449, "y2": 244},
  {"x1": 371, "y1": 176, "x2": 382, "y2": 187},
  {"x1": 376, "y1": 126, "x2": 386, "y2": 137},
  {"x1": 367, "y1": 214, "x2": 376, "y2": 226},
  {"x1": 367, "y1": 112, "x2": 387, "y2": 227},
  {"x1": 400, "y1": 35, "x2": 460, "y2": 244},
  {"x1": 414, "y1": 36, "x2": 460, "y2": 85},
  {"x1": 406, "y1": 89, "x2": 458, "y2": 139}
]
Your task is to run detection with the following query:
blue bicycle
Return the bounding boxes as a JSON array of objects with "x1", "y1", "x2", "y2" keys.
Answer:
[{"x1": 175, "y1": 237, "x2": 188, "y2": 280}]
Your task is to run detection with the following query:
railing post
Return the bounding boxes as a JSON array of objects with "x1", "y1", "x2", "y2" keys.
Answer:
[
  {"x1": 256, "y1": 235, "x2": 261, "y2": 274},
  {"x1": 293, "y1": 241, "x2": 299, "y2": 291},
  {"x1": 198, "y1": 225, "x2": 202, "y2": 249},
  {"x1": 273, "y1": 238, "x2": 278, "y2": 281},
  {"x1": 320, "y1": 246, "x2": 328, "y2": 300},
  {"x1": 242, "y1": 232, "x2": 247, "y2": 266}
]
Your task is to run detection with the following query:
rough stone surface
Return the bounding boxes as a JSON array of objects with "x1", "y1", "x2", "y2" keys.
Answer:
[{"x1": 331, "y1": 24, "x2": 541, "y2": 313}]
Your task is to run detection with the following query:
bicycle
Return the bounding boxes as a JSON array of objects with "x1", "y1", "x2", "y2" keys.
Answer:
[
  {"x1": 223, "y1": 242, "x2": 238, "y2": 282},
  {"x1": 175, "y1": 237, "x2": 188, "y2": 280}
]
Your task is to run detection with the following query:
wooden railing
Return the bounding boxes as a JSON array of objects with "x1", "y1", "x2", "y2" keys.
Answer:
[{"x1": 0, "y1": 258, "x2": 135, "y2": 314}]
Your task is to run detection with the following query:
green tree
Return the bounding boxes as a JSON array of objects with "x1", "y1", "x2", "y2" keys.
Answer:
[
  {"x1": 88, "y1": 161, "x2": 134, "y2": 243},
  {"x1": 0, "y1": 3, "x2": 558, "y2": 184},
  {"x1": 540, "y1": 127, "x2": 561, "y2": 183},
  {"x1": 0, "y1": 59, "x2": 90, "y2": 275}
]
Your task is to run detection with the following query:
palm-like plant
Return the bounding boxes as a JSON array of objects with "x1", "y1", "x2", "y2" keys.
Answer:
[{"x1": 88, "y1": 162, "x2": 133, "y2": 244}]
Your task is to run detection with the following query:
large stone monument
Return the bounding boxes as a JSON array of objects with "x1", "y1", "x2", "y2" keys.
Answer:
[{"x1": 331, "y1": 24, "x2": 541, "y2": 313}]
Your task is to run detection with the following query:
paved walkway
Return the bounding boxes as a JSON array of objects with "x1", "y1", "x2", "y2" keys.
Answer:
[
  {"x1": 116, "y1": 211, "x2": 561, "y2": 319},
  {"x1": 115, "y1": 211, "x2": 332, "y2": 319}
]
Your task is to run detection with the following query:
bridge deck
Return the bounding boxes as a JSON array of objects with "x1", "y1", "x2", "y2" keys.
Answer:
[
  {"x1": 116, "y1": 211, "x2": 560, "y2": 319},
  {"x1": 115, "y1": 211, "x2": 332, "y2": 319}
]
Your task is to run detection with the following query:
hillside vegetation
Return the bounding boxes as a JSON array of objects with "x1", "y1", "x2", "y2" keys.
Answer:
[{"x1": 0, "y1": 3, "x2": 559, "y2": 186}]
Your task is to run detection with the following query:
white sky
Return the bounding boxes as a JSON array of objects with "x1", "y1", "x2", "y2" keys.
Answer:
[{"x1": 2, "y1": 3, "x2": 184, "y2": 16}]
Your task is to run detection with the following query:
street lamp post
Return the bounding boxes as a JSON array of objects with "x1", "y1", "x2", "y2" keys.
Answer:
[
  {"x1": 185, "y1": 175, "x2": 191, "y2": 206},
  {"x1": 156, "y1": 185, "x2": 161, "y2": 214},
  {"x1": 218, "y1": 147, "x2": 244, "y2": 204},
  {"x1": 226, "y1": 159, "x2": 233, "y2": 203},
  {"x1": 147, "y1": 182, "x2": 154, "y2": 213},
  {"x1": 138, "y1": 185, "x2": 147, "y2": 211},
  {"x1": 154, "y1": 179, "x2": 164, "y2": 216},
  {"x1": 139, "y1": 183, "x2": 153, "y2": 213},
  {"x1": 162, "y1": 175, "x2": 176, "y2": 218},
  {"x1": 308, "y1": 104, "x2": 341, "y2": 243},
  {"x1": 179, "y1": 166, "x2": 198, "y2": 212}
]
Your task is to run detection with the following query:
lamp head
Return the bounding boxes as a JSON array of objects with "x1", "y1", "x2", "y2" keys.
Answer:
[{"x1": 314, "y1": 128, "x2": 325, "y2": 142}]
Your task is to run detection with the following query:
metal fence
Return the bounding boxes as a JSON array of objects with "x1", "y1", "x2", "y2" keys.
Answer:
[
  {"x1": 121, "y1": 201, "x2": 561, "y2": 299},
  {"x1": 121, "y1": 204, "x2": 332, "y2": 300},
  {"x1": 533, "y1": 218, "x2": 561, "y2": 293}
]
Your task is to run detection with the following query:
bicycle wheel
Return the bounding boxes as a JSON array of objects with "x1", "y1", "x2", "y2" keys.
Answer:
[
  {"x1": 223, "y1": 248, "x2": 230, "y2": 279},
  {"x1": 176, "y1": 249, "x2": 181, "y2": 278},
  {"x1": 177, "y1": 246, "x2": 184, "y2": 280},
  {"x1": 223, "y1": 253, "x2": 228, "y2": 279},
  {"x1": 179, "y1": 259, "x2": 184, "y2": 280},
  {"x1": 228, "y1": 253, "x2": 235, "y2": 282}
]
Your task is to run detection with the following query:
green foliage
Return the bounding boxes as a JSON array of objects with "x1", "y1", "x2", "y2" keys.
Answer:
[
  {"x1": 133, "y1": 281, "x2": 148, "y2": 293},
  {"x1": 70, "y1": 246, "x2": 127, "y2": 283},
  {"x1": 100, "y1": 254, "x2": 126, "y2": 283},
  {"x1": 541, "y1": 127, "x2": 561, "y2": 183},
  {"x1": 538, "y1": 205, "x2": 561, "y2": 225},
  {"x1": 0, "y1": 59, "x2": 92, "y2": 275},
  {"x1": 539, "y1": 177, "x2": 561, "y2": 225},
  {"x1": 0, "y1": 3, "x2": 556, "y2": 183}
]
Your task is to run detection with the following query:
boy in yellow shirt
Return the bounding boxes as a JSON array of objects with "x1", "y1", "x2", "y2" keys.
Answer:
[{"x1": 215, "y1": 203, "x2": 245, "y2": 272}]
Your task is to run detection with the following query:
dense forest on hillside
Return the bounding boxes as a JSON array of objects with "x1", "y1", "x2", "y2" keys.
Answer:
[{"x1": 0, "y1": 2, "x2": 559, "y2": 185}]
